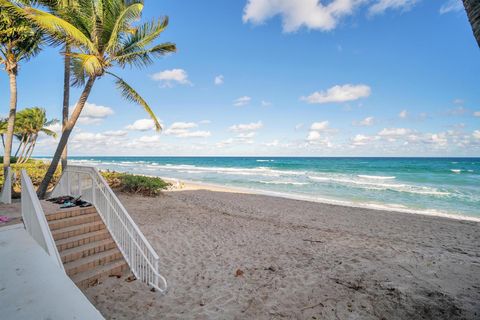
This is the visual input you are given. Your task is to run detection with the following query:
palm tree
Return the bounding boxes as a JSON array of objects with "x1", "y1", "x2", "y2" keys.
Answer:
[
  {"x1": 0, "y1": 8, "x2": 42, "y2": 175},
  {"x1": 463, "y1": 0, "x2": 480, "y2": 48},
  {"x1": 12, "y1": 0, "x2": 176, "y2": 198},
  {"x1": 14, "y1": 107, "x2": 58, "y2": 163}
]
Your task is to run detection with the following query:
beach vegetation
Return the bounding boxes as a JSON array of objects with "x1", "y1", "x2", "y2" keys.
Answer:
[
  {"x1": 101, "y1": 171, "x2": 171, "y2": 197},
  {"x1": 0, "y1": 160, "x2": 61, "y2": 195},
  {"x1": 1, "y1": 0, "x2": 177, "y2": 198}
]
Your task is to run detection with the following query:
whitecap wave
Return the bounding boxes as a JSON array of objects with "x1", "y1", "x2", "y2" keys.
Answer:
[
  {"x1": 357, "y1": 175, "x2": 396, "y2": 180},
  {"x1": 258, "y1": 180, "x2": 308, "y2": 186},
  {"x1": 451, "y1": 169, "x2": 461, "y2": 173},
  {"x1": 309, "y1": 175, "x2": 450, "y2": 196}
]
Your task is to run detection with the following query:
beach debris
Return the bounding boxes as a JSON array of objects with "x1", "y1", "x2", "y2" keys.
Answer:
[
  {"x1": 265, "y1": 266, "x2": 276, "y2": 272},
  {"x1": 0, "y1": 215, "x2": 11, "y2": 224},
  {"x1": 235, "y1": 269, "x2": 244, "y2": 277},
  {"x1": 126, "y1": 274, "x2": 137, "y2": 282},
  {"x1": 303, "y1": 239, "x2": 324, "y2": 243}
]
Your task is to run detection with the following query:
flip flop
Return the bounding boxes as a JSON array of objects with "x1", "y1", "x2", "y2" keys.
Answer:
[{"x1": 60, "y1": 201, "x2": 76, "y2": 209}]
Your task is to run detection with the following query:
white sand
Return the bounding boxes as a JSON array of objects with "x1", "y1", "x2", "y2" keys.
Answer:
[{"x1": 81, "y1": 182, "x2": 480, "y2": 319}]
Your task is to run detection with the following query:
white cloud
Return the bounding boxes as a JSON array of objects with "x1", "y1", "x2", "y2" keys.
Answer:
[
  {"x1": 264, "y1": 139, "x2": 279, "y2": 147},
  {"x1": 74, "y1": 102, "x2": 114, "y2": 125},
  {"x1": 103, "y1": 130, "x2": 128, "y2": 137},
  {"x1": 168, "y1": 122, "x2": 198, "y2": 130},
  {"x1": 301, "y1": 84, "x2": 371, "y2": 104},
  {"x1": 351, "y1": 134, "x2": 379, "y2": 146},
  {"x1": 151, "y1": 69, "x2": 191, "y2": 87},
  {"x1": 236, "y1": 131, "x2": 256, "y2": 138},
  {"x1": 306, "y1": 121, "x2": 334, "y2": 146},
  {"x1": 243, "y1": 0, "x2": 364, "y2": 32},
  {"x1": 126, "y1": 119, "x2": 156, "y2": 131},
  {"x1": 243, "y1": 0, "x2": 419, "y2": 32},
  {"x1": 399, "y1": 109, "x2": 408, "y2": 119},
  {"x1": 474, "y1": 111, "x2": 480, "y2": 117},
  {"x1": 164, "y1": 122, "x2": 211, "y2": 138},
  {"x1": 369, "y1": 0, "x2": 418, "y2": 15},
  {"x1": 473, "y1": 130, "x2": 480, "y2": 140},
  {"x1": 233, "y1": 96, "x2": 252, "y2": 107},
  {"x1": 229, "y1": 121, "x2": 263, "y2": 132},
  {"x1": 45, "y1": 122, "x2": 62, "y2": 134},
  {"x1": 175, "y1": 131, "x2": 211, "y2": 138},
  {"x1": 378, "y1": 127, "x2": 411, "y2": 137},
  {"x1": 295, "y1": 123, "x2": 304, "y2": 130},
  {"x1": 214, "y1": 75, "x2": 224, "y2": 85},
  {"x1": 261, "y1": 100, "x2": 272, "y2": 107},
  {"x1": 439, "y1": 0, "x2": 463, "y2": 14},
  {"x1": 310, "y1": 121, "x2": 330, "y2": 131},
  {"x1": 355, "y1": 116, "x2": 375, "y2": 126},
  {"x1": 137, "y1": 135, "x2": 161, "y2": 143}
]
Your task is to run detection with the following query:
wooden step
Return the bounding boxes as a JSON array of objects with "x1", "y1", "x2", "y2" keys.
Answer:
[
  {"x1": 60, "y1": 239, "x2": 117, "y2": 263},
  {"x1": 52, "y1": 221, "x2": 105, "y2": 241},
  {"x1": 45, "y1": 206, "x2": 97, "y2": 221},
  {"x1": 71, "y1": 260, "x2": 129, "y2": 289},
  {"x1": 56, "y1": 229, "x2": 110, "y2": 252},
  {"x1": 48, "y1": 212, "x2": 101, "y2": 231},
  {"x1": 65, "y1": 248, "x2": 123, "y2": 276}
]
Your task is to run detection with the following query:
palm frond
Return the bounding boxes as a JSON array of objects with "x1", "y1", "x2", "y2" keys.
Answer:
[
  {"x1": 115, "y1": 42, "x2": 176, "y2": 68},
  {"x1": 22, "y1": 6, "x2": 97, "y2": 53},
  {"x1": 70, "y1": 53, "x2": 102, "y2": 76},
  {"x1": 117, "y1": 16, "x2": 169, "y2": 56},
  {"x1": 105, "y1": 2, "x2": 143, "y2": 53},
  {"x1": 106, "y1": 71, "x2": 161, "y2": 131}
]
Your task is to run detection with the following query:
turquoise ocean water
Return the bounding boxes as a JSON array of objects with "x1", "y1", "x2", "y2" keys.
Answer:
[{"x1": 58, "y1": 157, "x2": 479, "y2": 220}]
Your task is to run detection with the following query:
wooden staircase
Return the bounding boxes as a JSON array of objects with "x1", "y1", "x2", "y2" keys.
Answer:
[{"x1": 44, "y1": 205, "x2": 129, "y2": 289}]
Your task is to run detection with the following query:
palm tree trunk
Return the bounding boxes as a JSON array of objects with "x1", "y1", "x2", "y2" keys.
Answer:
[
  {"x1": 24, "y1": 134, "x2": 37, "y2": 163},
  {"x1": 14, "y1": 136, "x2": 23, "y2": 158},
  {"x1": 37, "y1": 76, "x2": 96, "y2": 198},
  {"x1": 61, "y1": 44, "x2": 71, "y2": 172},
  {"x1": 1, "y1": 134, "x2": 4, "y2": 149},
  {"x1": 463, "y1": 0, "x2": 480, "y2": 47},
  {"x1": 3, "y1": 72, "x2": 17, "y2": 175},
  {"x1": 17, "y1": 134, "x2": 31, "y2": 164}
]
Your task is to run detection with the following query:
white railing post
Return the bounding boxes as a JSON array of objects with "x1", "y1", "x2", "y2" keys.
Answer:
[{"x1": 1, "y1": 167, "x2": 12, "y2": 204}]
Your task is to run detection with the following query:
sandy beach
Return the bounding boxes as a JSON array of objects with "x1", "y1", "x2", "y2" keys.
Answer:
[{"x1": 82, "y1": 182, "x2": 480, "y2": 319}]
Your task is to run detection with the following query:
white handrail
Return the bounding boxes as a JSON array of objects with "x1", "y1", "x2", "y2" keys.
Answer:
[
  {"x1": 21, "y1": 169, "x2": 64, "y2": 270},
  {"x1": 1, "y1": 167, "x2": 12, "y2": 204},
  {"x1": 51, "y1": 165, "x2": 167, "y2": 293}
]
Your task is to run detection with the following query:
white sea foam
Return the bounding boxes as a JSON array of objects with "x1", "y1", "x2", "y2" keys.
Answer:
[
  {"x1": 357, "y1": 175, "x2": 396, "y2": 180},
  {"x1": 309, "y1": 175, "x2": 450, "y2": 196},
  {"x1": 256, "y1": 159, "x2": 274, "y2": 162},
  {"x1": 258, "y1": 180, "x2": 308, "y2": 186},
  {"x1": 451, "y1": 169, "x2": 461, "y2": 173}
]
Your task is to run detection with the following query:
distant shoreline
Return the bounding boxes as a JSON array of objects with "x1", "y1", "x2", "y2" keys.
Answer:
[{"x1": 160, "y1": 176, "x2": 480, "y2": 223}]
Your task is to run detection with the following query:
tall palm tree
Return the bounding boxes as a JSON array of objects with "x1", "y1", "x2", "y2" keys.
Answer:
[
  {"x1": 463, "y1": 0, "x2": 480, "y2": 48},
  {"x1": 14, "y1": 107, "x2": 57, "y2": 163},
  {"x1": 0, "y1": 8, "x2": 42, "y2": 175},
  {"x1": 10, "y1": 0, "x2": 176, "y2": 197}
]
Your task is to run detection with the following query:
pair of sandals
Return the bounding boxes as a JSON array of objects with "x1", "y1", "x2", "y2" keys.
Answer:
[
  {"x1": 47, "y1": 195, "x2": 92, "y2": 209},
  {"x1": 47, "y1": 195, "x2": 74, "y2": 204}
]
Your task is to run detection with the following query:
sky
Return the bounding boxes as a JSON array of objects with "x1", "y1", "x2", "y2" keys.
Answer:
[{"x1": 1, "y1": 0, "x2": 480, "y2": 157}]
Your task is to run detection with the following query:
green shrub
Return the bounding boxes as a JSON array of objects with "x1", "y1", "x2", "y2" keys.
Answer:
[
  {"x1": 101, "y1": 171, "x2": 170, "y2": 197},
  {"x1": 0, "y1": 160, "x2": 60, "y2": 196}
]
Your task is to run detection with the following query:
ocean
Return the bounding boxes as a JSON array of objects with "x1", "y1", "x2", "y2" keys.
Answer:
[{"x1": 58, "y1": 157, "x2": 479, "y2": 220}]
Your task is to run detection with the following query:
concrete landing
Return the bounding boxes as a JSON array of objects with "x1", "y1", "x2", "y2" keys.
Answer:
[{"x1": 0, "y1": 224, "x2": 104, "y2": 319}]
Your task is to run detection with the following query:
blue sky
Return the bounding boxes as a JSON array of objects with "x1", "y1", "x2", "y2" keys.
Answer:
[{"x1": 1, "y1": 0, "x2": 479, "y2": 156}]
